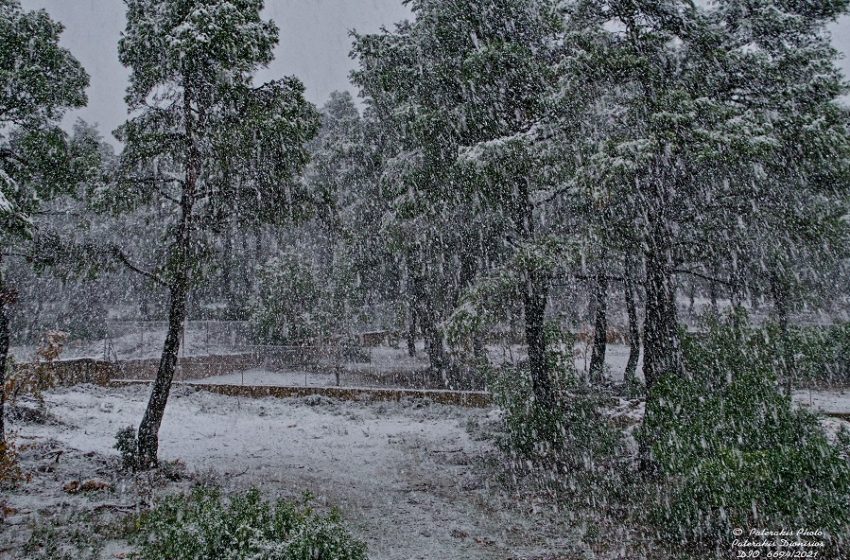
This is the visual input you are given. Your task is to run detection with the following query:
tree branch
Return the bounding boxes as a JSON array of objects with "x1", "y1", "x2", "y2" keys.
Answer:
[
  {"x1": 110, "y1": 246, "x2": 168, "y2": 288},
  {"x1": 673, "y1": 268, "x2": 734, "y2": 287}
]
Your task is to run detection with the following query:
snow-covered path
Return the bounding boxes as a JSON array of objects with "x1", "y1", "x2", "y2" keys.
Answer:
[{"x1": 15, "y1": 384, "x2": 580, "y2": 560}]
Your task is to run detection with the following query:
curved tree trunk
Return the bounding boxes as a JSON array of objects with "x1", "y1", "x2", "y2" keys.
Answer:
[
  {"x1": 136, "y1": 84, "x2": 198, "y2": 469},
  {"x1": 135, "y1": 276, "x2": 189, "y2": 468}
]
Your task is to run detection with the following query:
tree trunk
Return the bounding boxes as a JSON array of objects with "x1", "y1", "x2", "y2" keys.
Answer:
[
  {"x1": 525, "y1": 267, "x2": 552, "y2": 406},
  {"x1": 0, "y1": 255, "x2": 10, "y2": 448},
  {"x1": 407, "y1": 303, "x2": 416, "y2": 358},
  {"x1": 624, "y1": 255, "x2": 641, "y2": 386},
  {"x1": 409, "y1": 258, "x2": 450, "y2": 381},
  {"x1": 772, "y1": 279, "x2": 793, "y2": 396},
  {"x1": 640, "y1": 192, "x2": 683, "y2": 475},
  {"x1": 588, "y1": 256, "x2": 608, "y2": 384},
  {"x1": 136, "y1": 84, "x2": 198, "y2": 469},
  {"x1": 136, "y1": 276, "x2": 189, "y2": 468},
  {"x1": 642, "y1": 235, "x2": 683, "y2": 391}
]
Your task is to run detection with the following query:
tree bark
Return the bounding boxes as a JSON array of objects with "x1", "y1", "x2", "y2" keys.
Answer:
[
  {"x1": 624, "y1": 255, "x2": 641, "y2": 386},
  {"x1": 771, "y1": 279, "x2": 793, "y2": 396},
  {"x1": 525, "y1": 268, "x2": 552, "y2": 406},
  {"x1": 588, "y1": 255, "x2": 608, "y2": 384},
  {"x1": 0, "y1": 255, "x2": 10, "y2": 448},
  {"x1": 642, "y1": 231, "x2": 683, "y2": 391},
  {"x1": 135, "y1": 276, "x2": 189, "y2": 468},
  {"x1": 407, "y1": 304, "x2": 416, "y2": 358},
  {"x1": 136, "y1": 83, "x2": 198, "y2": 469},
  {"x1": 409, "y1": 256, "x2": 450, "y2": 381}
]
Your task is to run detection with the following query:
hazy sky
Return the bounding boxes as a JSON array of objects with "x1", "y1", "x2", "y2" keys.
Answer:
[
  {"x1": 17, "y1": 0, "x2": 850, "y2": 144},
  {"x1": 19, "y1": 0, "x2": 412, "y2": 141}
]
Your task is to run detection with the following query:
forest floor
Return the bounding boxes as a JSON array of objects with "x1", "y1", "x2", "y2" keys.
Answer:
[{"x1": 2, "y1": 382, "x2": 849, "y2": 560}]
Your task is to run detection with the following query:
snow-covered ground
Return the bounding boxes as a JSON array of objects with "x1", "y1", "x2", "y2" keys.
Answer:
[
  {"x1": 793, "y1": 388, "x2": 850, "y2": 415},
  {"x1": 5, "y1": 384, "x2": 585, "y2": 560},
  {"x1": 4, "y1": 381, "x2": 849, "y2": 559}
]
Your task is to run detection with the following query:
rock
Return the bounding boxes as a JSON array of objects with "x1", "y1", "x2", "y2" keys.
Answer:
[
  {"x1": 451, "y1": 528, "x2": 469, "y2": 539},
  {"x1": 63, "y1": 478, "x2": 111, "y2": 493},
  {"x1": 80, "y1": 478, "x2": 112, "y2": 492}
]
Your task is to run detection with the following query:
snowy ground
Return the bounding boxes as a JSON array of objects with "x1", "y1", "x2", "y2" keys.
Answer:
[
  {"x1": 793, "y1": 387, "x2": 850, "y2": 415},
  {"x1": 3, "y1": 384, "x2": 586, "y2": 560}
]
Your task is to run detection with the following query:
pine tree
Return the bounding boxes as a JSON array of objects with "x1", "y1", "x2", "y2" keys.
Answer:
[
  {"x1": 0, "y1": 0, "x2": 89, "y2": 447},
  {"x1": 114, "y1": 0, "x2": 319, "y2": 468},
  {"x1": 352, "y1": 0, "x2": 563, "y2": 397}
]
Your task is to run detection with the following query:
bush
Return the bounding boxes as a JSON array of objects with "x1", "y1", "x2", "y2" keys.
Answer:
[
  {"x1": 0, "y1": 438, "x2": 27, "y2": 488},
  {"x1": 488, "y1": 324, "x2": 622, "y2": 469},
  {"x1": 770, "y1": 322, "x2": 850, "y2": 386},
  {"x1": 130, "y1": 486, "x2": 367, "y2": 560},
  {"x1": 641, "y1": 319, "x2": 850, "y2": 546},
  {"x1": 114, "y1": 426, "x2": 137, "y2": 471}
]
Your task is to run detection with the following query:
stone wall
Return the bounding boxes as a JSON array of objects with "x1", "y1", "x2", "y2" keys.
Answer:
[
  {"x1": 13, "y1": 359, "x2": 115, "y2": 387},
  {"x1": 112, "y1": 353, "x2": 259, "y2": 381},
  {"x1": 112, "y1": 379, "x2": 493, "y2": 407}
]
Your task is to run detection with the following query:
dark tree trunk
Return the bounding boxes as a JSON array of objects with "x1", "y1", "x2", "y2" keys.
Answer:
[
  {"x1": 223, "y1": 222, "x2": 233, "y2": 301},
  {"x1": 525, "y1": 268, "x2": 552, "y2": 406},
  {"x1": 0, "y1": 256, "x2": 10, "y2": 448},
  {"x1": 136, "y1": 85, "x2": 198, "y2": 469},
  {"x1": 510, "y1": 176, "x2": 553, "y2": 406},
  {"x1": 588, "y1": 256, "x2": 609, "y2": 383},
  {"x1": 136, "y1": 277, "x2": 189, "y2": 468},
  {"x1": 624, "y1": 255, "x2": 641, "y2": 386},
  {"x1": 472, "y1": 333, "x2": 485, "y2": 361},
  {"x1": 772, "y1": 279, "x2": 793, "y2": 396},
  {"x1": 419, "y1": 307, "x2": 449, "y2": 381},
  {"x1": 407, "y1": 304, "x2": 416, "y2": 358},
  {"x1": 409, "y1": 258, "x2": 450, "y2": 381},
  {"x1": 639, "y1": 179, "x2": 683, "y2": 475},
  {"x1": 642, "y1": 233, "x2": 683, "y2": 391},
  {"x1": 405, "y1": 253, "x2": 417, "y2": 358}
]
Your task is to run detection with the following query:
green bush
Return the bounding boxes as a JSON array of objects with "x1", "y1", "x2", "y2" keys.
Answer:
[
  {"x1": 642, "y1": 319, "x2": 850, "y2": 546},
  {"x1": 130, "y1": 487, "x2": 367, "y2": 560},
  {"x1": 488, "y1": 324, "x2": 621, "y2": 468},
  {"x1": 770, "y1": 322, "x2": 850, "y2": 386},
  {"x1": 114, "y1": 426, "x2": 138, "y2": 471}
]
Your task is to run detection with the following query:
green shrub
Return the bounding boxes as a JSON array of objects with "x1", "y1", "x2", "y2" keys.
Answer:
[
  {"x1": 642, "y1": 318, "x2": 850, "y2": 546},
  {"x1": 130, "y1": 487, "x2": 367, "y2": 560},
  {"x1": 114, "y1": 426, "x2": 138, "y2": 471},
  {"x1": 488, "y1": 324, "x2": 622, "y2": 470},
  {"x1": 770, "y1": 322, "x2": 850, "y2": 386}
]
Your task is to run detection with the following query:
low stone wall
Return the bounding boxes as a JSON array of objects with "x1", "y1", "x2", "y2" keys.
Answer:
[
  {"x1": 112, "y1": 379, "x2": 493, "y2": 408},
  {"x1": 12, "y1": 353, "x2": 260, "y2": 386},
  {"x1": 113, "y1": 353, "x2": 258, "y2": 381},
  {"x1": 13, "y1": 358, "x2": 115, "y2": 387}
]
